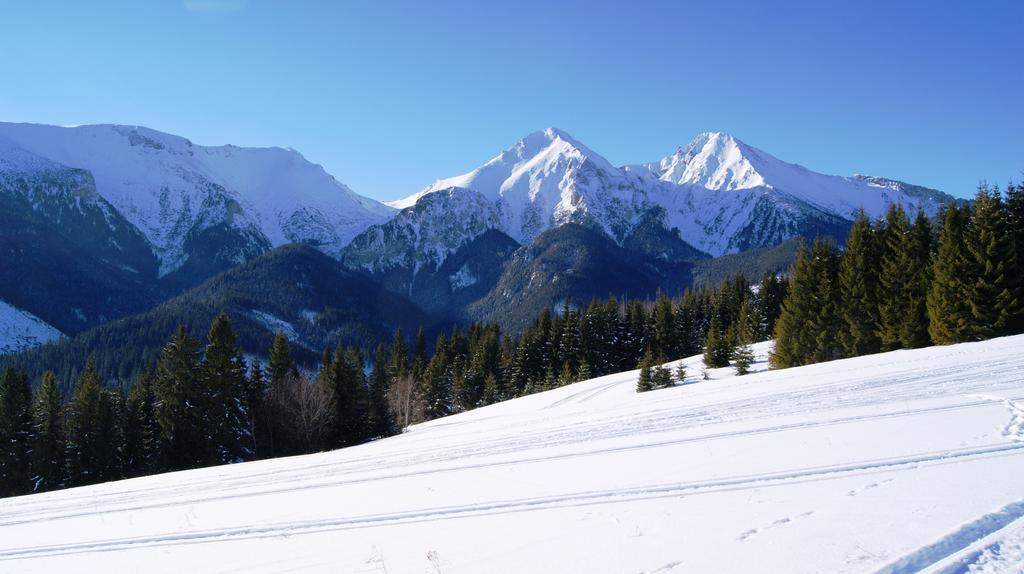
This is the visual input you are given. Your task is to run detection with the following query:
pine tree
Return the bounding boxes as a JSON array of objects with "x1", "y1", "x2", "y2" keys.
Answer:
[
  {"x1": 1007, "y1": 183, "x2": 1024, "y2": 333},
  {"x1": 675, "y1": 363, "x2": 687, "y2": 385},
  {"x1": 651, "y1": 356, "x2": 673, "y2": 389},
  {"x1": 771, "y1": 239, "x2": 842, "y2": 368},
  {"x1": 636, "y1": 348, "x2": 654, "y2": 393},
  {"x1": 267, "y1": 330, "x2": 297, "y2": 389},
  {"x1": 968, "y1": 186, "x2": 1021, "y2": 338},
  {"x1": 0, "y1": 367, "x2": 33, "y2": 496},
  {"x1": 1005, "y1": 183, "x2": 1024, "y2": 334},
  {"x1": 838, "y1": 210, "x2": 882, "y2": 355},
  {"x1": 703, "y1": 316, "x2": 732, "y2": 368},
  {"x1": 877, "y1": 205, "x2": 911, "y2": 350},
  {"x1": 652, "y1": 293, "x2": 677, "y2": 359},
  {"x1": 330, "y1": 346, "x2": 369, "y2": 446},
  {"x1": 421, "y1": 336, "x2": 452, "y2": 420},
  {"x1": 64, "y1": 358, "x2": 105, "y2": 486},
  {"x1": 732, "y1": 345, "x2": 754, "y2": 375},
  {"x1": 927, "y1": 203, "x2": 975, "y2": 344},
  {"x1": 202, "y1": 313, "x2": 251, "y2": 464},
  {"x1": 124, "y1": 372, "x2": 160, "y2": 477},
  {"x1": 154, "y1": 326, "x2": 204, "y2": 471},
  {"x1": 900, "y1": 211, "x2": 933, "y2": 348},
  {"x1": 367, "y1": 344, "x2": 396, "y2": 439},
  {"x1": 31, "y1": 371, "x2": 64, "y2": 491}
]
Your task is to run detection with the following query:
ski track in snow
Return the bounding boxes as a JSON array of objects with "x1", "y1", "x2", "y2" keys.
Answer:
[{"x1": 2, "y1": 336, "x2": 1024, "y2": 573}]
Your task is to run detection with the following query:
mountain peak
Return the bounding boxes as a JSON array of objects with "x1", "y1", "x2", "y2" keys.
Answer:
[{"x1": 654, "y1": 131, "x2": 766, "y2": 190}]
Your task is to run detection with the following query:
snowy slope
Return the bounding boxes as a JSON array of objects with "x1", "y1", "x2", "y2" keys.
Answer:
[
  {"x1": 3, "y1": 336, "x2": 1024, "y2": 573},
  {"x1": 387, "y1": 129, "x2": 953, "y2": 259},
  {"x1": 0, "y1": 300, "x2": 62, "y2": 355},
  {"x1": 0, "y1": 123, "x2": 395, "y2": 274}
]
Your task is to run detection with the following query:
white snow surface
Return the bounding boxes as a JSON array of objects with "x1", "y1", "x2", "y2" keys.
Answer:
[
  {"x1": 3, "y1": 336, "x2": 1024, "y2": 572},
  {"x1": 393, "y1": 129, "x2": 950, "y2": 256},
  {"x1": 0, "y1": 123, "x2": 395, "y2": 274},
  {"x1": 0, "y1": 300, "x2": 62, "y2": 355}
]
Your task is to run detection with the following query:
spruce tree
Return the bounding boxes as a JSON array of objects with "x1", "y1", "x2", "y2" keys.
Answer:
[
  {"x1": 927, "y1": 203, "x2": 975, "y2": 344},
  {"x1": 0, "y1": 367, "x2": 33, "y2": 496},
  {"x1": 421, "y1": 336, "x2": 452, "y2": 420},
  {"x1": 838, "y1": 210, "x2": 882, "y2": 355},
  {"x1": 877, "y1": 205, "x2": 911, "y2": 350},
  {"x1": 703, "y1": 316, "x2": 732, "y2": 368},
  {"x1": 154, "y1": 326, "x2": 203, "y2": 471},
  {"x1": 367, "y1": 344, "x2": 396, "y2": 439},
  {"x1": 64, "y1": 358, "x2": 105, "y2": 486},
  {"x1": 31, "y1": 371, "x2": 64, "y2": 491},
  {"x1": 124, "y1": 372, "x2": 160, "y2": 477},
  {"x1": 635, "y1": 349, "x2": 654, "y2": 393},
  {"x1": 968, "y1": 186, "x2": 1022, "y2": 337},
  {"x1": 651, "y1": 356, "x2": 673, "y2": 389},
  {"x1": 1005, "y1": 183, "x2": 1024, "y2": 334},
  {"x1": 732, "y1": 345, "x2": 754, "y2": 375},
  {"x1": 268, "y1": 330, "x2": 297, "y2": 389},
  {"x1": 202, "y1": 313, "x2": 251, "y2": 464},
  {"x1": 771, "y1": 239, "x2": 842, "y2": 368},
  {"x1": 900, "y1": 211, "x2": 933, "y2": 348}
]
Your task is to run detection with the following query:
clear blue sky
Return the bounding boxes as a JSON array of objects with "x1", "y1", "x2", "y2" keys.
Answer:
[{"x1": 1, "y1": 0, "x2": 1020, "y2": 201}]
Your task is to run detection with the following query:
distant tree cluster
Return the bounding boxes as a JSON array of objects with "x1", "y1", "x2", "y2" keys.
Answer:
[{"x1": 772, "y1": 184, "x2": 1024, "y2": 368}]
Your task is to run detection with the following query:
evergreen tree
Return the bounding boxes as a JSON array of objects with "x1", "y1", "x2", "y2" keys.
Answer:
[
  {"x1": 0, "y1": 367, "x2": 33, "y2": 496},
  {"x1": 367, "y1": 344, "x2": 396, "y2": 439},
  {"x1": 421, "y1": 336, "x2": 452, "y2": 420},
  {"x1": 202, "y1": 313, "x2": 251, "y2": 464},
  {"x1": 330, "y1": 346, "x2": 369, "y2": 446},
  {"x1": 732, "y1": 345, "x2": 754, "y2": 375},
  {"x1": 64, "y1": 358, "x2": 108, "y2": 486},
  {"x1": 31, "y1": 371, "x2": 65, "y2": 491},
  {"x1": 651, "y1": 356, "x2": 673, "y2": 389},
  {"x1": 927, "y1": 203, "x2": 975, "y2": 344},
  {"x1": 771, "y1": 239, "x2": 842, "y2": 368},
  {"x1": 154, "y1": 326, "x2": 204, "y2": 471},
  {"x1": 838, "y1": 210, "x2": 882, "y2": 355},
  {"x1": 968, "y1": 186, "x2": 1022, "y2": 337},
  {"x1": 124, "y1": 372, "x2": 160, "y2": 477},
  {"x1": 652, "y1": 293, "x2": 677, "y2": 359},
  {"x1": 703, "y1": 316, "x2": 732, "y2": 368},
  {"x1": 877, "y1": 205, "x2": 911, "y2": 350},
  {"x1": 1005, "y1": 183, "x2": 1024, "y2": 334},
  {"x1": 636, "y1": 349, "x2": 654, "y2": 393},
  {"x1": 267, "y1": 330, "x2": 297, "y2": 389},
  {"x1": 900, "y1": 211, "x2": 934, "y2": 348},
  {"x1": 675, "y1": 362, "x2": 687, "y2": 385}
]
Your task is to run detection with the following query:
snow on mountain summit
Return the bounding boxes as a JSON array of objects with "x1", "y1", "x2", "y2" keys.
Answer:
[
  {"x1": 383, "y1": 129, "x2": 954, "y2": 258},
  {"x1": 0, "y1": 122, "x2": 395, "y2": 274}
]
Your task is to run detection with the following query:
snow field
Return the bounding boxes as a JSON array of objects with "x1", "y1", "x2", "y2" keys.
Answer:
[{"x1": 1, "y1": 337, "x2": 1023, "y2": 572}]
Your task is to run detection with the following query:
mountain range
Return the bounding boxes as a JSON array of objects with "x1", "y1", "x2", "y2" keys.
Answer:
[{"x1": 0, "y1": 122, "x2": 957, "y2": 363}]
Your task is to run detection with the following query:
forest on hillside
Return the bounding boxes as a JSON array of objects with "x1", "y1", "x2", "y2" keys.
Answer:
[{"x1": 1, "y1": 183, "x2": 1022, "y2": 499}]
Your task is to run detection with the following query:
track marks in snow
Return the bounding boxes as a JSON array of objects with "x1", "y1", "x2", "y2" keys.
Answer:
[
  {"x1": 847, "y1": 478, "x2": 895, "y2": 497},
  {"x1": 0, "y1": 399, "x2": 1000, "y2": 530},
  {"x1": 971, "y1": 395, "x2": 1024, "y2": 442},
  {"x1": 736, "y1": 511, "x2": 814, "y2": 541},
  {"x1": 2, "y1": 443, "x2": 1022, "y2": 562},
  {"x1": 874, "y1": 500, "x2": 1024, "y2": 574}
]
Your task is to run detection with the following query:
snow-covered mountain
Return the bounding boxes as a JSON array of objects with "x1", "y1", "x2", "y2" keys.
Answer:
[
  {"x1": 0, "y1": 123, "x2": 395, "y2": 276},
  {"x1": 382, "y1": 129, "x2": 954, "y2": 261},
  {"x1": 0, "y1": 300, "x2": 62, "y2": 355},
  {"x1": 4, "y1": 336, "x2": 1023, "y2": 573}
]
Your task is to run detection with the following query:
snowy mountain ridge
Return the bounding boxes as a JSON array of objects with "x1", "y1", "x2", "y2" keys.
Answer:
[
  {"x1": 0, "y1": 122, "x2": 395, "y2": 276},
  {"x1": 385, "y1": 128, "x2": 954, "y2": 260}
]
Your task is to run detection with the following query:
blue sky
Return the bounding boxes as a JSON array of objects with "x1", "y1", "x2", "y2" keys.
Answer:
[{"x1": 1, "y1": 0, "x2": 1020, "y2": 201}]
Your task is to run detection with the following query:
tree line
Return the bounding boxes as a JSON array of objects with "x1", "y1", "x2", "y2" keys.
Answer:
[
  {"x1": 3, "y1": 182, "x2": 1020, "y2": 499},
  {"x1": 0, "y1": 270, "x2": 787, "y2": 497},
  {"x1": 772, "y1": 184, "x2": 1024, "y2": 368}
]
